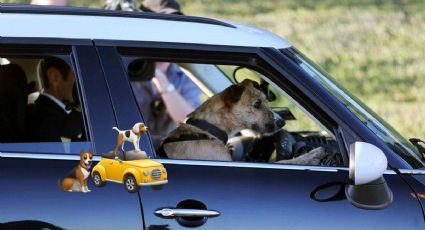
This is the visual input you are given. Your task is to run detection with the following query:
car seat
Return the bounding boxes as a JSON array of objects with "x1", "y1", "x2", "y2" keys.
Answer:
[{"x1": 0, "y1": 63, "x2": 28, "y2": 142}]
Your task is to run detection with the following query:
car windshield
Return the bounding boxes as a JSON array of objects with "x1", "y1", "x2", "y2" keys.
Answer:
[{"x1": 281, "y1": 48, "x2": 424, "y2": 168}]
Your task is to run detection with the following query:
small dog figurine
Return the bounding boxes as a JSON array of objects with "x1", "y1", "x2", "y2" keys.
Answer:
[
  {"x1": 112, "y1": 122, "x2": 148, "y2": 158},
  {"x1": 59, "y1": 150, "x2": 93, "y2": 192}
]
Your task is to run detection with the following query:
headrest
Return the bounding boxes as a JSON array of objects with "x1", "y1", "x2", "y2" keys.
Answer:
[{"x1": 0, "y1": 63, "x2": 27, "y2": 92}]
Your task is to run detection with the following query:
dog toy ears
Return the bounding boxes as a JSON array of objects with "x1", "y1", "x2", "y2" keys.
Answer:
[
  {"x1": 139, "y1": 122, "x2": 147, "y2": 129},
  {"x1": 80, "y1": 149, "x2": 92, "y2": 156}
]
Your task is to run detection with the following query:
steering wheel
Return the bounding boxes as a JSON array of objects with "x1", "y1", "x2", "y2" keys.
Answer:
[
  {"x1": 275, "y1": 130, "x2": 296, "y2": 160},
  {"x1": 228, "y1": 128, "x2": 314, "y2": 163},
  {"x1": 228, "y1": 129, "x2": 298, "y2": 162}
]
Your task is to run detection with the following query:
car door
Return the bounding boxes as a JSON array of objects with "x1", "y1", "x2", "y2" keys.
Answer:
[
  {"x1": 95, "y1": 42, "x2": 424, "y2": 229},
  {"x1": 0, "y1": 41, "x2": 143, "y2": 230}
]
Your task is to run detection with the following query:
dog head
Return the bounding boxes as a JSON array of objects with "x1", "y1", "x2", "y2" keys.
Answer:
[
  {"x1": 221, "y1": 79, "x2": 275, "y2": 133},
  {"x1": 80, "y1": 149, "x2": 93, "y2": 168},
  {"x1": 189, "y1": 79, "x2": 277, "y2": 134},
  {"x1": 133, "y1": 122, "x2": 148, "y2": 135}
]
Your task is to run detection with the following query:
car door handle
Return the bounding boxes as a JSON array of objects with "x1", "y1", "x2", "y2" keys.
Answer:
[{"x1": 154, "y1": 208, "x2": 220, "y2": 218}]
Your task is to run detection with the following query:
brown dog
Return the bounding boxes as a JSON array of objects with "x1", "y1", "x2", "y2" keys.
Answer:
[
  {"x1": 112, "y1": 122, "x2": 148, "y2": 158},
  {"x1": 59, "y1": 150, "x2": 93, "y2": 192},
  {"x1": 160, "y1": 79, "x2": 276, "y2": 161},
  {"x1": 159, "y1": 79, "x2": 329, "y2": 165}
]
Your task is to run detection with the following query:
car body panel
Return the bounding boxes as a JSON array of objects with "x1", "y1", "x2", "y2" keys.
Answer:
[
  {"x1": 0, "y1": 156, "x2": 143, "y2": 230},
  {"x1": 95, "y1": 45, "x2": 155, "y2": 156},
  {"x1": 0, "y1": 12, "x2": 291, "y2": 49},
  {"x1": 0, "y1": 41, "x2": 145, "y2": 229},
  {"x1": 140, "y1": 161, "x2": 424, "y2": 229}
]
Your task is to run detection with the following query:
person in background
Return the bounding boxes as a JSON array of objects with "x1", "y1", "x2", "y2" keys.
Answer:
[
  {"x1": 131, "y1": 0, "x2": 202, "y2": 147},
  {"x1": 31, "y1": 0, "x2": 68, "y2": 5},
  {"x1": 139, "y1": 0, "x2": 183, "y2": 14}
]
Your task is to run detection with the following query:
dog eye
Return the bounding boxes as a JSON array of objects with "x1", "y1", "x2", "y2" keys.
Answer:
[{"x1": 254, "y1": 100, "x2": 262, "y2": 109}]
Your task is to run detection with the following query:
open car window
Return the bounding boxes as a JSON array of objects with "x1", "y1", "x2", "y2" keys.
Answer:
[{"x1": 119, "y1": 54, "x2": 345, "y2": 167}]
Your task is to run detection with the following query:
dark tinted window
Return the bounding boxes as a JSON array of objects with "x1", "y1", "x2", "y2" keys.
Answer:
[{"x1": 0, "y1": 54, "x2": 90, "y2": 154}]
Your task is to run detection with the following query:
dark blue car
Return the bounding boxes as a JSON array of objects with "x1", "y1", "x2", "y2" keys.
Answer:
[{"x1": 1, "y1": 4, "x2": 424, "y2": 230}]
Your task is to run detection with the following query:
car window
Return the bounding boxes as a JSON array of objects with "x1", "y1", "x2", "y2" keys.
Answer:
[
  {"x1": 119, "y1": 55, "x2": 344, "y2": 167},
  {"x1": 0, "y1": 54, "x2": 90, "y2": 154}
]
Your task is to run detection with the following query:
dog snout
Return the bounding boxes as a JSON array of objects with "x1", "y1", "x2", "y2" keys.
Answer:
[{"x1": 273, "y1": 111, "x2": 285, "y2": 128}]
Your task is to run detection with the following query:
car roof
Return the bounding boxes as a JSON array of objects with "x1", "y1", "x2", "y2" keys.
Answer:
[{"x1": 0, "y1": 4, "x2": 291, "y2": 49}]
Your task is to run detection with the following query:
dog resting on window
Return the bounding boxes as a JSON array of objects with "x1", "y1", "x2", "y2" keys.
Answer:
[{"x1": 158, "y1": 79, "x2": 327, "y2": 165}]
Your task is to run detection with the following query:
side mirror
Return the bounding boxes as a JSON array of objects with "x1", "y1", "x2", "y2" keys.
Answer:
[{"x1": 346, "y1": 142, "x2": 393, "y2": 210}]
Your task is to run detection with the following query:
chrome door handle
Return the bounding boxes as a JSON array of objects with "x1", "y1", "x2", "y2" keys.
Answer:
[{"x1": 155, "y1": 208, "x2": 220, "y2": 218}]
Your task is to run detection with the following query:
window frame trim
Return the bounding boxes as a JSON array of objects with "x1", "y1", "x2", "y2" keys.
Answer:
[
  {"x1": 0, "y1": 41, "x2": 110, "y2": 156},
  {"x1": 99, "y1": 40, "x2": 348, "y2": 165}
]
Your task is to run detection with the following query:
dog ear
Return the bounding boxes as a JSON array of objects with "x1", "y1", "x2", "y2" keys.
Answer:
[
  {"x1": 88, "y1": 149, "x2": 92, "y2": 155},
  {"x1": 222, "y1": 84, "x2": 245, "y2": 107},
  {"x1": 251, "y1": 81, "x2": 261, "y2": 91},
  {"x1": 240, "y1": 79, "x2": 261, "y2": 90},
  {"x1": 80, "y1": 149, "x2": 85, "y2": 157}
]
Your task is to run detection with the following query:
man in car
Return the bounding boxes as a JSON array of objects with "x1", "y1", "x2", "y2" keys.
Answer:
[{"x1": 29, "y1": 57, "x2": 84, "y2": 142}]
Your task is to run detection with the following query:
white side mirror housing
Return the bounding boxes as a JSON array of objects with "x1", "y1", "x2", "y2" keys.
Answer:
[{"x1": 349, "y1": 142, "x2": 388, "y2": 185}]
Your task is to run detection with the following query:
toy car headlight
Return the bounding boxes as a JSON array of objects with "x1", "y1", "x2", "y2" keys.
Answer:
[
  {"x1": 162, "y1": 168, "x2": 167, "y2": 173},
  {"x1": 144, "y1": 170, "x2": 149, "y2": 176}
]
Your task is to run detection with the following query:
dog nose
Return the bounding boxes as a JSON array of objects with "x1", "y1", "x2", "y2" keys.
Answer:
[{"x1": 272, "y1": 111, "x2": 285, "y2": 128}]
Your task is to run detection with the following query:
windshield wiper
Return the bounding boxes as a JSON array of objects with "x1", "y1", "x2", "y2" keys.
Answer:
[{"x1": 410, "y1": 138, "x2": 425, "y2": 160}]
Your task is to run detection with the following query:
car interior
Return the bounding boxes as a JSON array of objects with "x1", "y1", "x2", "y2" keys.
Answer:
[
  {"x1": 0, "y1": 56, "x2": 86, "y2": 144},
  {"x1": 0, "y1": 57, "x2": 38, "y2": 143},
  {"x1": 124, "y1": 58, "x2": 345, "y2": 167}
]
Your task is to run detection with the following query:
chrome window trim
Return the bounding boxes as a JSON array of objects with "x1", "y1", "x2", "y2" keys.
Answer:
[
  {"x1": 398, "y1": 169, "x2": 425, "y2": 175},
  {"x1": 157, "y1": 159, "x2": 398, "y2": 175},
  {"x1": 0, "y1": 152, "x2": 101, "y2": 161},
  {"x1": 0, "y1": 152, "x2": 397, "y2": 175}
]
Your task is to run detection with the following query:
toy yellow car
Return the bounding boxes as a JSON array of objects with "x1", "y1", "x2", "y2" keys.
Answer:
[{"x1": 91, "y1": 151, "x2": 167, "y2": 193}]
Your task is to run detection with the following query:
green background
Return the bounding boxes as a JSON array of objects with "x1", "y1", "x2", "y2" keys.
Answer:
[{"x1": 3, "y1": 0, "x2": 425, "y2": 139}]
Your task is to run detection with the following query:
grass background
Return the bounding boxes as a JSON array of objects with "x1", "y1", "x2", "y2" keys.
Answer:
[{"x1": 4, "y1": 0, "x2": 425, "y2": 139}]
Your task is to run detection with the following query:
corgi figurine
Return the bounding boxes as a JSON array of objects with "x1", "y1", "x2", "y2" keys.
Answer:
[{"x1": 59, "y1": 150, "x2": 93, "y2": 192}]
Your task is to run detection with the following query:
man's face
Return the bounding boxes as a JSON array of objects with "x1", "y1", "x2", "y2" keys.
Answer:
[
  {"x1": 48, "y1": 67, "x2": 75, "y2": 102},
  {"x1": 59, "y1": 70, "x2": 76, "y2": 102}
]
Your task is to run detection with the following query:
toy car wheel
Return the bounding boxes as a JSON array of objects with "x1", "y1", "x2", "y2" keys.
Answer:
[
  {"x1": 151, "y1": 184, "x2": 164, "y2": 190},
  {"x1": 92, "y1": 171, "x2": 106, "y2": 187},
  {"x1": 124, "y1": 174, "x2": 139, "y2": 193}
]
